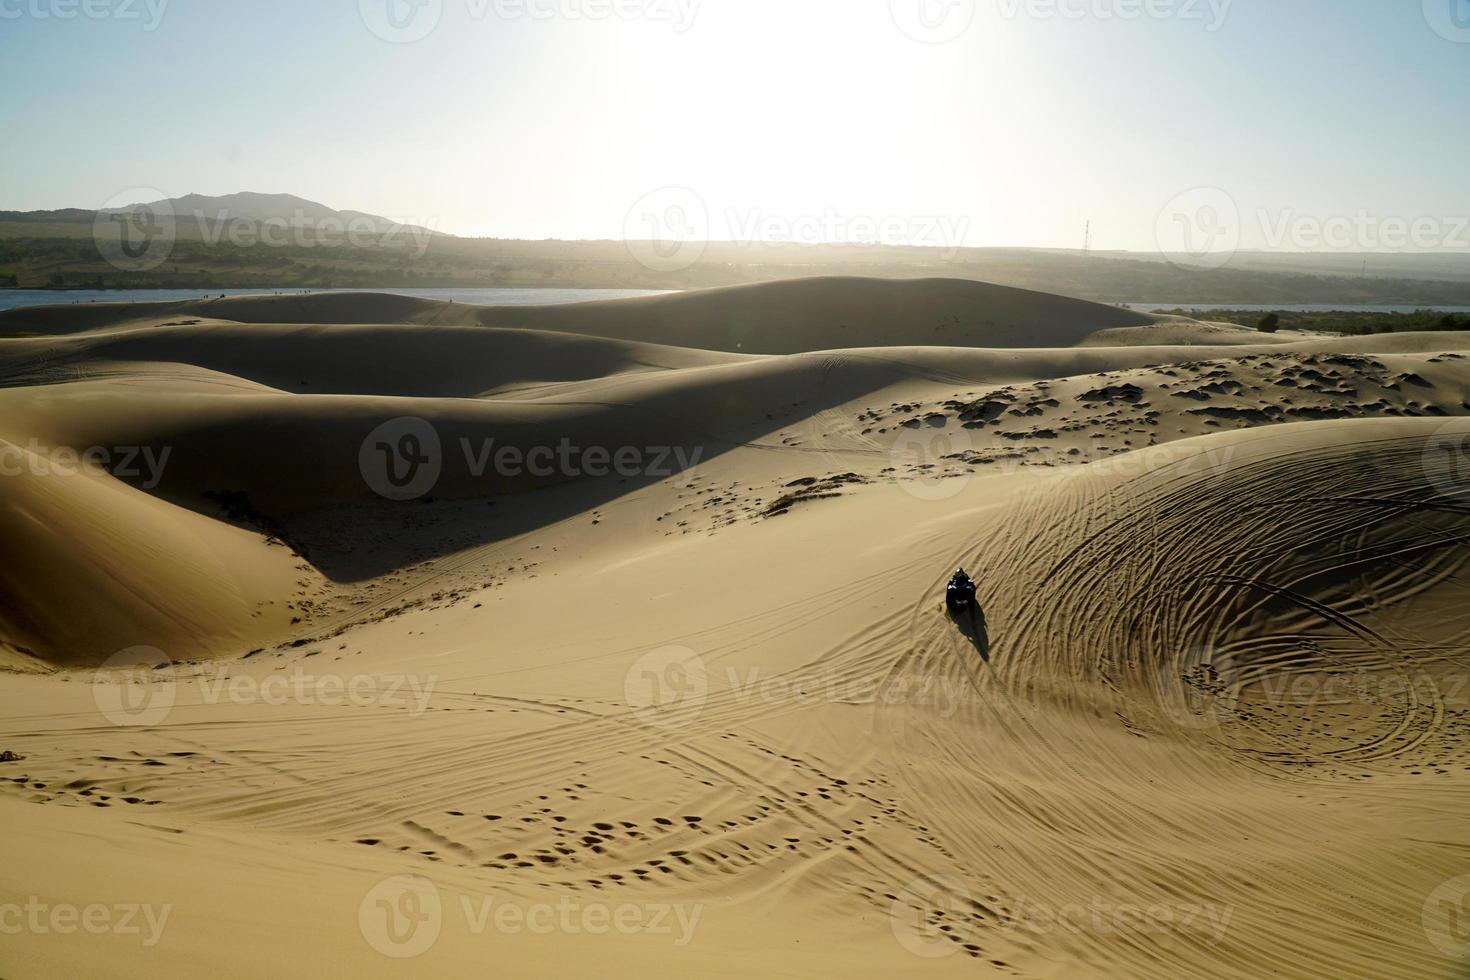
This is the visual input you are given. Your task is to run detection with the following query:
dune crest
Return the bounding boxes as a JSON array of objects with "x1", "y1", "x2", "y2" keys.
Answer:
[{"x1": 1, "y1": 280, "x2": 1467, "y2": 979}]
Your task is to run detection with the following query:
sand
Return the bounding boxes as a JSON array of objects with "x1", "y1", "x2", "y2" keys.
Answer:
[{"x1": 0, "y1": 277, "x2": 1467, "y2": 978}]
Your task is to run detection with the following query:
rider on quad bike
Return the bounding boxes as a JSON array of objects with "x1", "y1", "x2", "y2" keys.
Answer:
[{"x1": 946, "y1": 568, "x2": 978, "y2": 615}]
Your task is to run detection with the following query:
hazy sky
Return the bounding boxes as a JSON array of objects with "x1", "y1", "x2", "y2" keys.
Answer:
[{"x1": 3, "y1": 0, "x2": 1469, "y2": 252}]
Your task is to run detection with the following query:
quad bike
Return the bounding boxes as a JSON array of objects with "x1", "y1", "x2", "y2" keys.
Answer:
[
  {"x1": 946, "y1": 569, "x2": 989, "y2": 654},
  {"x1": 946, "y1": 571, "x2": 979, "y2": 615}
]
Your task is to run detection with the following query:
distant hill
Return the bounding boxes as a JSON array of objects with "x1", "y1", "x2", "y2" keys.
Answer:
[
  {"x1": 2, "y1": 191, "x2": 441, "y2": 239},
  {"x1": 136, "y1": 192, "x2": 440, "y2": 239},
  {"x1": 2, "y1": 195, "x2": 1470, "y2": 305}
]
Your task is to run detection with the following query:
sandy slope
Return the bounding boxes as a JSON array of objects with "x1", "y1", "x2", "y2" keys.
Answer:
[
  {"x1": 0, "y1": 277, "x2": 1153, "y2": 352},
  {"x1": 463, "y1": 277, "x2": 1154, "y2": 353},
  {"x1": 1, "y1": 283, "x2": 1468, "y2": 979}
]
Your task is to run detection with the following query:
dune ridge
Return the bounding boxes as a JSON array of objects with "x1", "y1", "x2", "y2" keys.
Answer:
[
  {"x1": 0, "y1": 277, "x2": 1153, "y2": 351},
  {"x1": 0, "y1": 278, "x2": 1467, "y2": 979}
]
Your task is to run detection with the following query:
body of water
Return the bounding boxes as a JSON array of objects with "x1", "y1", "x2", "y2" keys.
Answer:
[
  {"x1": 1128, "y1": 302, "x2": 1470, "y2": 314},
  {"x1": 3, "y1": 289, "x2": 1470, "y2": 316},
  {"x1": 0, "y1": 287, "x2": 673, "y2": 313}
]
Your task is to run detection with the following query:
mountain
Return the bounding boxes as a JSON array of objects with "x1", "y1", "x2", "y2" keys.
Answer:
[
  {"x1": 139, "y1": 192, "x2": 443, "y2": 238},
  {"x1": 1, "y1": 192, "x2": 443, "y2": 239}
]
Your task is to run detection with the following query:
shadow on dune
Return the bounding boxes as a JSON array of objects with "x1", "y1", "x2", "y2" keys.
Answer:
[
  {"x1": 15, "y1": 322, "x2": 993, "y2": 583},
  {"x1": 0, "y1": 278, "x2": 1153, "y2": 350},
  {"x1": 950, "y1": 606, "x2": 991, "y2": 663},
  {"x1": 267, "y1": 463, "x2": 718, "y2": 583}
]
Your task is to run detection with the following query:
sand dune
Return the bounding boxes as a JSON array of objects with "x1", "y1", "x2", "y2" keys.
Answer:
[
  {"x1": 1, "y1": 280, "x2": 1468, "y2": 979},
  {"x1": 0, "y1": 446, "x2": 299, "y2": 669},
  {"x1": 0, "y1": 277, "x2": 1154, "y2": 352},
  {"x1": 465, "y1": 277, "x2": 1155, "y2": 352}
]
